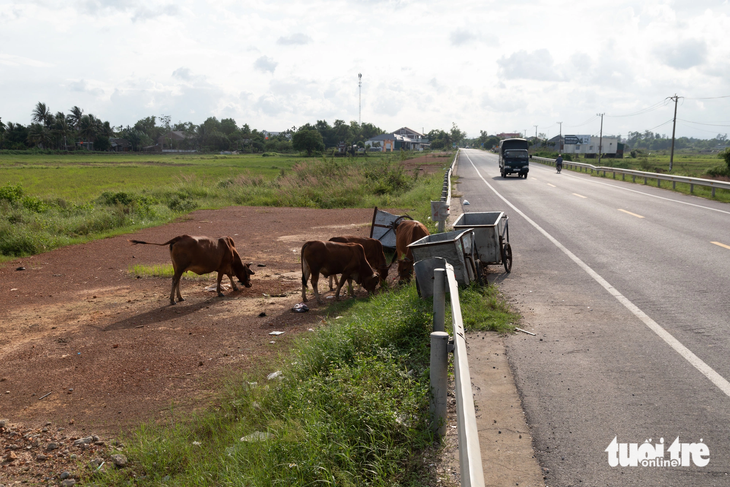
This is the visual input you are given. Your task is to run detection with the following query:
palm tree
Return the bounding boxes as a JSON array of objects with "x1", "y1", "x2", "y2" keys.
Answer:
[
  {"x1": 52, "y1": 112, "x2": 72, "y2": 150},
  {"x1": 32, "y1": 102, "x2": 54, "y2": 128},
  {"x1": 68, "y1": 106, "x2": 84, "y2": 131},
  {"x1": 27, "y1": 123, "x2": 52, "y2": 148}
]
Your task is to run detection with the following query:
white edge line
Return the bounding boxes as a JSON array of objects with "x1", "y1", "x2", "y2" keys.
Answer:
[
  {"x1": 544, "y1": 159, "x2": 730, "y2": 216},
  {"x1": 465, "y1": 152, "x2": 730, "y2": 398}
]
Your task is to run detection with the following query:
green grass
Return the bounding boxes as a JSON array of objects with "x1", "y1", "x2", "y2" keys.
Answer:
[
  {"x1": 88, "y1": 278, "x2": 518, "y2": 486},
  {"x1": 457, "y1": 283, "x2": 517, "y2": 333},
  {"x1": 0, "y1": 152, "x2": 446, "y2": 259}
]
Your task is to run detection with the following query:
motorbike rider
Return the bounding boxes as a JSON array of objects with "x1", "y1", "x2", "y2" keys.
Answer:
[{"x1": 556, "y1": 154, "x2": 563, "y2": 173}]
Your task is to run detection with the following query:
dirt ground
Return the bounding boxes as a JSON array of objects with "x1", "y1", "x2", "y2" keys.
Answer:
[
  {"x1": 0, "y1": 206, "x2": 405, "y2": 484},
  {"x1": 0, "y1": 154, "x2": 545, "y2": 486}
]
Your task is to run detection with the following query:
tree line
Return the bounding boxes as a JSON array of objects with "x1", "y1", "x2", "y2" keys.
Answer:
[
  {"x1": 625, "y1": 130, "x2": 729, "y2": 152},
  {"x1": 0, "y1": 102, "x2": 392, "y2": 154}
]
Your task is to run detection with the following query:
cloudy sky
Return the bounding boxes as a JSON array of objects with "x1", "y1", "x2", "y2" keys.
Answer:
[{"x1": 1, "y1": 0, "x2": 729, "y2": 140}]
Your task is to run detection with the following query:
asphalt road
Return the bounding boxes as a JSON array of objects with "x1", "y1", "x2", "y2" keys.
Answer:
[{"x1": 455, "y1": 149, "x2": 730, "y2": 486}]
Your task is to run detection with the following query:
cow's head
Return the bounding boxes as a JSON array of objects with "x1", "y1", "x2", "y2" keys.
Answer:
[
  {"x1": 362, "y1": 272, "x2": 380, "y2": 294},
  {"x1": 397, "y1": 259, "x2": 413, "y2": 283},
  {"x1": 379, "y1": 264, "x2": 390, "y2": 284},
  {"x1": 234, "y1": 259, "x2": 255, "y2": 288}
]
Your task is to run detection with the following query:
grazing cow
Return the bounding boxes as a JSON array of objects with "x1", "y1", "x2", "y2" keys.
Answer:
[
  {"x1": 395, "y1": 220, "x2": 430, "y2": 282},
  {"x1": 129, "y1": 235, "x2": 254, "y2": 305},
  {"x1": 328, "y1": 236, "x2": 389, "y2": 290},
  {"x1": 301, "y1": 240, "x2": 380, "y2": 304}
]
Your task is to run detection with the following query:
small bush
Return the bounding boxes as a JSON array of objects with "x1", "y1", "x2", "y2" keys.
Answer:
[{"x1": 0, "y1": 184, "x2": 24, "y2": 204}]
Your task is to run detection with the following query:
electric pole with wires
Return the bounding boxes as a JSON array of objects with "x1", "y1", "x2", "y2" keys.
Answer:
[{"x1": 667, "y1": 94, "x2": 682, "y2": 172}]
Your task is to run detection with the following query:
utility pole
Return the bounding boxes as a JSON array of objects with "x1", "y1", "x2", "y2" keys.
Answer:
[
  {"x1": 534, "y1": 125, "x2": 538, "y2": 141},
  {"x1": 557, "y1": 122, "x2": 562, "y2": 152},
  {"x1": 358, "y1": 73, "x2": 362, "y2": 126},
  {"x1": 668, "y1": 94, "x2": 680, "y2": 172},
  {"x1": 597, "y1": 113, "x2": 604, "y2": 166}
]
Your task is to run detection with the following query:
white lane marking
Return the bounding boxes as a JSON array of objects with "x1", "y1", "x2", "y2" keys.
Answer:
[
  {"x1": 533, "y1": 159, "x2": 730, "y2": 216},
  {"x1": 573, "y1": 193, "x2": 588, "y2": 199},
  {"x1": 618, "y1": 209, "x2": 645, "y2": 219},
  {"x1": 547, "y1": 183, "x2": 556, "y2": 188},
  {"x1": 464, "y1": 152, "x2": 730, "y2": 398},
  {"x1": 712, "y1": 241, "x2": 730, "y2": 250}
]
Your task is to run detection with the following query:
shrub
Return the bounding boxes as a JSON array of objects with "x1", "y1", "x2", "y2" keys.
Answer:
[{"x1": 0, "y1": 184, "x2": 24, "y2": 204}]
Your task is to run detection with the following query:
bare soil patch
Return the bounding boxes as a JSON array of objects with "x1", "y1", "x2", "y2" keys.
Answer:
[
  {"x1": 400, "y1": 152, "x2": 453, "y2": 176},
  {"x1": 0, "y1": 206, "x2": 388, "y2": 483}
]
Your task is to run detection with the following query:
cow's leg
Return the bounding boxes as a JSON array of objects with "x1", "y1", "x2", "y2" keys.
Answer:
[
  {"x1": 171, "y1": 272, "x2": 184, "y2": 305},
  {"x1": 328, "y1": 275, "x2": 340, "y2": 291},
  {"x1": 347, "y1": 278, "x2": 355, "y2": 297},
  {"x1": 228, "y1": 273, "x2": 239, "y2": 291},
  {"x1": 311, "y1": 273, "x2": 323, "y2": 304},
  {"x1": 334, "y1": 274, "x2": 347, "y2": 301},
  {"x1": 215, "y1": 273, "x2": 225, "y2": 297},
  {"x1": 301, "y1": 261, "x2": 310, "y2": 302}
]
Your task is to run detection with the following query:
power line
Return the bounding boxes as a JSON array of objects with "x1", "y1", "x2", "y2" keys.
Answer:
[
  {"x1": 684, "y1": 95, "x2": 730, "y2": 100},
  {"x1": 605, "y1": 99, "x2": 670, "y2": 118},
  {"x1": 677, "y1": 118, "x2": 730, "y2": 128},
  {"x1": 565, "y1": 115, "x2": 598, "y2": 128}
]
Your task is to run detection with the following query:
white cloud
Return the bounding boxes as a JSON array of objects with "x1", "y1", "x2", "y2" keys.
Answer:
[
  {"x1": 449, "y1": 28, "x2": 498, "y2": 46},
  {"x1": 254, "y1": 56, "x2": 278, "y2": 73},
  {"x1": 654, "y1": 38, "x2": 708, "y2": 70},
  {"x1": 277, "y1": 33, "x2": 312, "y2": 46},
  {"x1": 497, "y1": 50, "x2": 565, "y2": 82},
  {"x1": 1, "y1": 0, "x2": 729, "y2": 138}
]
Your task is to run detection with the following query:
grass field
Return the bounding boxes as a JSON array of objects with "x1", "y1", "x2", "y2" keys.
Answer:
[
  {"x1": 0, "y1": 151, "x2": 449, "y2": 259},
  {"x1": 0, "y1": 153, "x2": 304, "y2": 201},
  {"x1": 90, "y1": 281, "x2": 516, "y2": 487},
  {"x1": 565, "y1": 150, "x2": 728, "y2": 178}
]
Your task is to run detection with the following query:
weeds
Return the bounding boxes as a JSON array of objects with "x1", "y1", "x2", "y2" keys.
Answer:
[
  {"x1": 0, "y1": 155, "x2": 441, "y2": 259},
  {"x1": 91, "y1": 285, "x2": 443, "y2": 486}
]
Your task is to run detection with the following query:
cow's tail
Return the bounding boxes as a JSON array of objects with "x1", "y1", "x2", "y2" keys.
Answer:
[
  {"x1": 301, "y1": 243, "x2": 310, "y2": 289},
  {"x1": 128, "y1": 236, "x2": 183, "y2": 247}
]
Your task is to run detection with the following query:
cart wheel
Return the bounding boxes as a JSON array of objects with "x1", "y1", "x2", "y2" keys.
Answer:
[{"x1": 502, "y1": 242, "x2": 513, "y2": 273}]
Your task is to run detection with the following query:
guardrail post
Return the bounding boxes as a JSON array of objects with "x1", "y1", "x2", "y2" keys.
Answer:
[
  {"x1": 433, "y1": 268, "x2": 445, "y2": 332},
  {"x1": 430, "y1": 331, "x2": 449, "y2": 438}
]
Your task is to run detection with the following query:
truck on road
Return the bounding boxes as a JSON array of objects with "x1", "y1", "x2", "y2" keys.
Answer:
[{"x1": 498, "y1": 138, "x2": 530, "y2": 178}]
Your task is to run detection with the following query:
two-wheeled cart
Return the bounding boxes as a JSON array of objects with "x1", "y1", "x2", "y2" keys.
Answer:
[
  {"x1": 408, "y1": 229, "x2": 478, "y2": 287},
  {"x1": 453, "y1": 211, "x2": 511, "y2": 280}
]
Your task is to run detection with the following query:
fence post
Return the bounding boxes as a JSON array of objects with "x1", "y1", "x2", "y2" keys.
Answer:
[
  {"x1": 433, "y1": 268, "x2": 445, "y2": 332},
  {"x1": 430, "y1": 331, "x2": 449, "y2": 438}
]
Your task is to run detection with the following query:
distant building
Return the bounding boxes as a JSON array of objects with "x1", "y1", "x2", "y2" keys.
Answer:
[
  {"x1": 548, "y1": 134, "x2": 623, "y2": 158},
  {"x1": 365, "y1": 127, "x2": 430, "y2": 152},
  {"x1": 109, "y1": 138, "x2": 130, "y2": 152},
  {"x1": 496, "y1": 132, "x2": 522, "y2": 139},
  {"x1": 158, "y1": 131, "x2": 196, "y2": 152}
]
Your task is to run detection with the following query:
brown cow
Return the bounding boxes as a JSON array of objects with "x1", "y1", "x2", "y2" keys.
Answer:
[
  {"x1": 301, "y1": 240, "x2": 380, "y2": 304},
  {"x1": 129, "y1": 235, "x2": 254, "y2": 305},
  {"x1": 328, "y1": 236, "x2": 389, "y2": 290},
  {"x1": 395, "y1": 220, "x2": 430, "y2": 282}
]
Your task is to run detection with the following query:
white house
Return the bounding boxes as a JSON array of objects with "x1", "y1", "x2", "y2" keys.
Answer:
[{"x1": 365, "y1": 127, "x2": 430, "y2": 152}]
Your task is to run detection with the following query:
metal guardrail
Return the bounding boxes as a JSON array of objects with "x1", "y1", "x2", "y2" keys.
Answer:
[
  {"x1": 433, "y1": 150, "x2": 458, "y2": 232},
  {"x1": 532, "y1": 156, "x2": 730, "y2": 197},
  {"x1": 430, "y1": 265, "x2": 485, "y2": 487}
]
